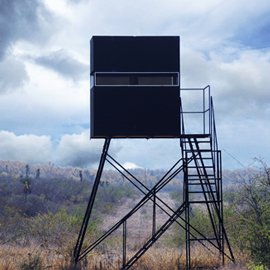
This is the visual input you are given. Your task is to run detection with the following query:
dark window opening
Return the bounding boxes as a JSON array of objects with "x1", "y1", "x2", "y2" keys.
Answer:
[{"x1": 95, "y1": 73, "x2": 179, "y2": 86}]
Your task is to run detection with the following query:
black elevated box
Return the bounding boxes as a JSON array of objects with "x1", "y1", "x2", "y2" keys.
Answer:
[
  {"x1": 90, "y1": 36, "x2": 180, "y2": 138},
  {"x1": 91, "y1": 36, "x2": 179, "y2": 73}
]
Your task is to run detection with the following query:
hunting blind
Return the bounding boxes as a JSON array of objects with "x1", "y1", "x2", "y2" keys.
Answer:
[
  {"x1": 74, "y1": 36, "x2": 235, "y2": 270},
  {"x1": 90, "y1": 36, "x2": 180, "y2": 138}
]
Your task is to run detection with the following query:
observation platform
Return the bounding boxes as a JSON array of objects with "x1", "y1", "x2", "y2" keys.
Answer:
[{"x1": 73, "y1": 36, "x2": 234, "y2": 270}]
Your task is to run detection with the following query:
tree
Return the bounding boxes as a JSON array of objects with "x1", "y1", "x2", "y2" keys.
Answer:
[{"x1": 231, "y1": 159, "x2": 270, "y2": 268}]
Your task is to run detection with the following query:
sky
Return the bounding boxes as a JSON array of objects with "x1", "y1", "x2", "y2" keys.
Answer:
[{"x1": 0, "y1": 0, "x2": 270, "y2": 170}]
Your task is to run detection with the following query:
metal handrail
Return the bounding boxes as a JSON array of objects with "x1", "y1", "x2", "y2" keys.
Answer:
[{"x1": 180, "y1": 85, "x2": 210, "y2": 135}]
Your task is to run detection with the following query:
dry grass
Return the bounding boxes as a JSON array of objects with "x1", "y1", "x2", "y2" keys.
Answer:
[
  {"x1": 0, "y1": 243, "x2": 249, "y2": 270},
  {"x1": 0, "y1": 244, "x2": 67, "y2": 270}
]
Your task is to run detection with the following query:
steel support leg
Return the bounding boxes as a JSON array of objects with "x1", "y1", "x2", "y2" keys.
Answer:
[
  {"x1": 183, "y1": 155, "x2": 190, "y2": 270},
  {"x1": 73, "y1": 138, "x2": 111, "y2": 264}
]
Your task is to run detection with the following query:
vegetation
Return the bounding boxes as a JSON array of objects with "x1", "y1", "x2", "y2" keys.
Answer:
[
  {"x1": 224, "y1": 159, "x2": 270, "y2": 269},
  {"x1": 0, "y1": 167, "x2": 139, "y2": 268},
  {"x1": 0, "y1": 160, "x2": 269, "y2": 269}
]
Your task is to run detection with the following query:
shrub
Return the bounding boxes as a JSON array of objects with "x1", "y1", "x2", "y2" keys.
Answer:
[{"x1": 19, "y1": 253, "x2": 42, "y2": 270}]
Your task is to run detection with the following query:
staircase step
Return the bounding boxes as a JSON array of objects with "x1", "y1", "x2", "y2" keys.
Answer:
[
  {"x1": 188, "y1": 180, "x2": 216, "y2": 184},
  {"x1": 187, "y1": 176, "x2": 216, "y2": 179},
  {"x1": 188, "y1": 191, "x2": 217, "y2": 194},
  {"x1": 184, "y1": 152, "x2": 212, "y2": 155},
  {"x1": 188, "y1": 182, "x2": 216, "y2": 185},
  {"x1": 190, "y1": 237, "x2": 221, "y2": 242},
  {"x1": 188, "y1": 174, "x2": 215, "y2": 177},
  {"x1": 188, "y1": 166, "x2": 214, "y2": 169},
  {"x1": 187, "y1": 175, "x2": 216, "y2": 178},
  {"x1": 189, "y1": 200, "x2": 222, "y2": 204}
]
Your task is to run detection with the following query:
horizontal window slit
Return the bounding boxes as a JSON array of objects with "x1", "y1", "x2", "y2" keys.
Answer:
[{"x1": 95, "y1": 73, "x2": 179, "y2": 86}]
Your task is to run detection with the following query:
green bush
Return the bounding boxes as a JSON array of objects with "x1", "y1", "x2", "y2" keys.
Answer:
[
  {"x1": 19, "y1": 253, "x2": 42, "y2": 270},
  {"x1": 224, "y1": 160, "x2": 270, "y2": 268}
]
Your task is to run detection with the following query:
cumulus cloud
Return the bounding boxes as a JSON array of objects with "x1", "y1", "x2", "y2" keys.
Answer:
[
  {"x1": 56, "y1": 130, "x2": 122, "y2": 168},
  {"x1": 181, "y1": 47, "x2": 270, "y2": 119},
  {"x1": 236, "y1": 17, "x2": 270, "y2": 49},
  {"x1": 0, "y1": 131, "x2": 52, "y2": 163},
  {"x1": 0, "y1": 56, "x2": 28, "y2": 93},
  {"x1": 34, "y1": 49, "x2": 88, "y2": 81},
  {"x1": 0, "y1": 0, "x2": 53, "y2": 93},
  {"x1": 0, "y1": 0, "x2": 52, "y2": 60},
  {"x1": 0, "y1": 130, "x2": 122, "y2": 168},
  {"x1": 56, "y1": 131, "x2": 101, "y2": 167},
  {"x1": 122, "y1": 162, "x2": 142, "y2": 170},
  {"x1": 217, "y1": 117, "x2": 270, "y2": 169},
  {"x1": 215, "y1": 49, "x2": 270, "y2": 109},
  {"x1": 115, "y1": 139, "x2": 182, "y2": 170}
]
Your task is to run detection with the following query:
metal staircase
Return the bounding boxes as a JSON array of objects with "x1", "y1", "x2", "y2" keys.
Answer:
[{"x1": 180, "y1": 86, "x2": 234, "y2": 268}]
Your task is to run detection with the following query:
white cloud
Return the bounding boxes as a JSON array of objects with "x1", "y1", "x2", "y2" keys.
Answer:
[
  {"x1": 0, "y1": 130, "x2": 122, "y2": 168},
  {"x1": 0, "y1": 0, "x2": 53, "y2": 60},
  {"x1": 0, "y1": 131, "x2": 52, "y2": 163},
  {"x1": 122, "y1": 162, "x2": 143, "y2": 170},
  {"x1": 56, "y1": 131, "x2": 101, "y2": 167},
  {"x1": 56, "y1": 130, "x2": 122, "y2": 167},
  {"x1": 34, "y1": 49, "x2": 88, "y2": 81},
  {"x1": 115, "y1": 139, "x2": 182, "y2": 170},
  {"x1": 0, "y1": 60, "x2": 89, "y2": 136},
  {"x1": 218, "y1": 118, "x2": 270, "y2": 169},
  {"x1": 182, "y1": 46, "x2": 270, "y2": 116},
  {"x1": 0, "y1": 56, "x2": 28, "y2": 93}
]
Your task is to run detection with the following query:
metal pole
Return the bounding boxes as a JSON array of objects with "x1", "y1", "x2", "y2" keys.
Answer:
[
  {"x1": 183, "y1": 151, "x2": 190, "y2": 270},
  {"x1": 73, "y1": 138, "x2": 111, "y2": 263},
  {"x1": 123, "y1": 220, "x2": 127, "y2": 268},
  {"x1": 152, "y1": 187, "x2": 156, "y2": 236}
]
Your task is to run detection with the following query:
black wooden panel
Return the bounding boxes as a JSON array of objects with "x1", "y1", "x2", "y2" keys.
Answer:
[
  {"x1": 90, "y1": 36, "x2": 180, "y2": 73},
  {"x1": 91, "y1": 86, "x2": 180, "y2": 138}
]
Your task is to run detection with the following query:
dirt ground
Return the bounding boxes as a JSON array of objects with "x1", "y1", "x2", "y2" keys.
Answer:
[{"x1": 101, "y1": 192, "x2": 179, "y2": 247}]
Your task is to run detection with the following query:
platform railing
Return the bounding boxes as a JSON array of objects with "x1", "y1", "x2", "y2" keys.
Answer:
[
  {"x1": 180, "y1": 86, "x2": 211, "y2": 136},
  {"x1": 180, "y1": 86, "x2": 220, "y2": 154}
]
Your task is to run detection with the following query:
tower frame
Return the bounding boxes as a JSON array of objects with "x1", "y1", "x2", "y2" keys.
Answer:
[{"x1": 73, "y1": 36, "x2": 235, "y2": 269}]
